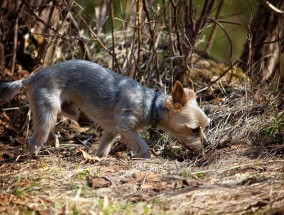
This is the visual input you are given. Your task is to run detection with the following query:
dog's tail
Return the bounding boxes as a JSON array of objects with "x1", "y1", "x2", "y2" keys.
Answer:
[{"x1": 0, "y1": 79, "x2": 25, "y2": 102}]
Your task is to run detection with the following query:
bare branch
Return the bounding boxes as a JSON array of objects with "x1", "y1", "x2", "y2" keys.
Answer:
[
  {"x1": 205, "y1": 0, "x2": 224, "y2": 52},
  {"x1": 133, "y1": 0, "x2": 142, "y2": 79},
  {"x1": 68, "y1": 13, "x2": 91, "y2": 61},
  {"x1": 264, "y1": 0, "x2": 284, "y2": 14},
  {"x1": 77, "y1": 14, "x2": 112, "y2": 55}
]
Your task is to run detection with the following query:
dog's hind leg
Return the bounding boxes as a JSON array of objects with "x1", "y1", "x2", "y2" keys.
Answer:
[
  {"x1": 95, "y1": 130, "x2": 118, "y2": 157},
  {"x1": 28, "y1": 92, "x2": 59, "y2": 156},
  {"x1": 119, "y1": 131, "x2": 151, "y2": 159}
]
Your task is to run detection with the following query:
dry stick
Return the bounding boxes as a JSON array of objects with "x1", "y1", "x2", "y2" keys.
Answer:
[
  {"x1": 78, "y1": 14, "x2": 111, "y2": 55},
  {"x1": 189, "y1": 0, "x2": 195, "y2": 37},
  {"x1": 141, "y1": 0, "x2": 156, "y2": 84},
  {"x1": 205, "y1": 0, "x2": 224, "y2": 52},
  {"x1": 11, "y1": 0, "x2": 21, "y2": 75},
  {"x1": 196, "y1": 60, "x2": 239, "y2": 94},
  {"x1": 109, "y1": 0, "x2": 116, "y2": 70},
  {"x1": 36, "y1": 3, "x2": 56, "y2": 66},
  {"x1": 209, "y1": 60, "x2": 238, "y2": 85},
  {"x1": 195, "y1": 0, "x2": 216, "y2": 36},
  {"x1": 264, "y1": 0, "x2": 284, "y2": 14},
  {"x1": 144, "y1": 25, "x2": 165, "y2": 86},
  {"x1": 21, "y1": 0, "x2": 56, "y2": 32},
  {"x1": 68, "y1": 13, "x2": 91, "y2": 61},
  {"x1": 253, "y1": 35, "x2": 284, "y2": 47},
  {"x1": 162, "y1": 0, "x2": 177, "y2": 56},
  {"x1": 142, "y1": 0, "x2": 155, "y2": 40},
  {"x1": 186, "y1": 1, "x2": 216, "y2": 64},
  {"x1": 77, "y1": 13, "x2": 122, "y2": 74},
  {"x1": 133, "y1": 0, "x2": 142, "y2": 79},
  {"x1": 162, "y1": 0, "x2": 177, "y2": 85},
  {"x1": 11, "y1": 17, "x2": 18, "y2": 74},
  {"x1": 170, "y1": 0, "x2": 183, "y2": 56},
  {"x1": 207, "y1": 18, "x2": 233, "y2": 60},
  {"x1": 205, "y1": 17, "x2": 235, "y2": 83}
]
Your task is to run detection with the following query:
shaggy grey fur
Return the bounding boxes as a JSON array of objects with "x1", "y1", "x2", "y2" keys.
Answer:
[{"x1": 0, "y1": 60, "x2": 210, "y2": 158}]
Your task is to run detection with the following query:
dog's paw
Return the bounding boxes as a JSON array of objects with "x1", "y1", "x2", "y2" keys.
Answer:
[{"x1": 130, "y1": 150, "x2": 151, "y2": 159}]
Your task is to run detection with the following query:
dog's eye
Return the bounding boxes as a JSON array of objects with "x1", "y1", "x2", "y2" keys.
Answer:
[{"x1": 191, "y1": 127, "x2": 200, "y2": 133}]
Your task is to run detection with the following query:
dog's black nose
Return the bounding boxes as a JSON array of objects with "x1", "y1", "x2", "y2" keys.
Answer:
[{"x1": 204, "y1": 140, "x2": 210, "y2": 148}]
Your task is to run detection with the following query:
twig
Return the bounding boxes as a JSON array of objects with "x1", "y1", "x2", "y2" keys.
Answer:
[
  {"x1": 142, "y1": 0, "x2": 155, "y2": 41},
  {"x1": 77, "y1": 14, "x2": 111, "y2": 55},
  {"x1": 68, "y1": 13, "x2": 91, "y2": 60},
  {"x1": 207, "y1": 17, "x2": 233, "y2": 60},
  {"x1": 133, "y1": 0, "x2": 142, "y2": 79},
  {"x1": 209, "y1": 60, "x2": 238, "y2": 85},
  {"x1": 170, "y1": 0, "x2": 183, "y2": 55},
  {"x1": 263, "y1": 0, "x2": 284, "y2": 14},
  {"x1": 195, "y1": 0, "x2": 215, "y2": 43},
  {"x1": 205, "y1": 0, "x2": 223, "y2": 52},
  {"x1": 11, "y1": 0, "x2": 21, "y2": 74},
  {"x1": 138, "y1": 167, "x2": 156, "y2": 190},
  {"x1": 109, "y1": 0, "x2": 116, "y2": 70},
  {"x1": 77, "y1": 136, "x2": 93, "y2": 150},
  {"x1": 21, "y1": 0, "x2": 56, "y2": 32},
  {"x1": 0, "y1": 104, "x2": 29, "y2": 111}
]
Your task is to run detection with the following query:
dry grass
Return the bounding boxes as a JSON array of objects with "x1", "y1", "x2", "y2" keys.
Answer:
[{"x1": 0, "y1": 150, "x2": 283, "y2": 214}]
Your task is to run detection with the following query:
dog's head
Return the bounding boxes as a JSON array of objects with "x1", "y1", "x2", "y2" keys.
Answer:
[{"x1": 165, "y1": 81, "x2": 210, "y2": 155}]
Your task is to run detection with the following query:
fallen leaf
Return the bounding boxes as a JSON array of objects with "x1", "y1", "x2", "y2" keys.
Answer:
[
  {"x1": 78, "y1": 148, "x2": 101, "y2": 162},
  {"x1": 114, "y1": 151, "x2": 129, "y2": 159},
  {"x1": 132, "y1": 171, "x2": 160, "y2": 182},
  {"x1": 89, "y1": 177, "x2": 112, "y2": 189}
]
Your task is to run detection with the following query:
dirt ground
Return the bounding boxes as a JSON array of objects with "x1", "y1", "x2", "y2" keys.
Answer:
[{"x1": 1, "y1": 67, "x2": 284, "y2": 215}]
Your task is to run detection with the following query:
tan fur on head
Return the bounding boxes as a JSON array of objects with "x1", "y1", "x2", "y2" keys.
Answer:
[{"x1": 166, "y1": 81, "x2": 196, "y2": 110}]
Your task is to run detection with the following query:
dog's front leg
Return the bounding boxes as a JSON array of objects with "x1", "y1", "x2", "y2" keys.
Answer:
[
  {"x1": 95, "y1": 130, "x2": 118, "y2": 157},
  {"x1": 120, "y1": 131, "x2": 151, "y2": 159}
]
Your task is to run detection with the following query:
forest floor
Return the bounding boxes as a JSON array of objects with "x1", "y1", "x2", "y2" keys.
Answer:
[{"x1": 1, "y1": 62, "x2": 284, "y2": 215}]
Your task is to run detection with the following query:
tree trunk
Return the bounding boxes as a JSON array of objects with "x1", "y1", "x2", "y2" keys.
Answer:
[{"x1": 239, "y1": 0, "x2": 284, "y2": 86}]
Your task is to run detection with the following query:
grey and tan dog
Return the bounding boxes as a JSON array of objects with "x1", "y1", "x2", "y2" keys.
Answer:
[{"x1": 0, "y1": 60, "x2": 210, "y2": 158}]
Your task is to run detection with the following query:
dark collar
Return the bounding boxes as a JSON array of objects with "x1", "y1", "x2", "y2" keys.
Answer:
[{"x1": 150, "y1": 90, "x2": 159, "y2": 129}]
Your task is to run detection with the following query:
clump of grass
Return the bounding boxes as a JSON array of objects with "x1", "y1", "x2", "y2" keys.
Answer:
[
  {"x1": 75, "y1": 169, "x2": 92, "y2": 180},
  {"x1": 263, "y1": 112, "x2": 284, "y2": 135}
]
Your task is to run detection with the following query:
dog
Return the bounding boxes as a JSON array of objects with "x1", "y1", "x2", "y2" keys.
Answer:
[{"x1": 0, "y1": 60, "x2": 210, "y2": 158}]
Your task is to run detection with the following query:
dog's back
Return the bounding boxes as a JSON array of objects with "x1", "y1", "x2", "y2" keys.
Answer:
[{"x1": 0, "y1": 60, "x2": 156, "y2": 128}]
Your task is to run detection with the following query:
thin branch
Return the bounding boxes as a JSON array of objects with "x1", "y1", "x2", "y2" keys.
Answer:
[
  {"x1": 207, "y1": 17, "x2": 233, "y2": 60},
  {"x1": 109, "y1": 0, "x2": 116, "y2": 70},
  {"x1": 264, "y1": 0, "x2": 284, "y2": 14},
  {"x1": 253, "y1": 35, "x2": 284, "y2": 47},
  {"x1": 21, "y1": 0, "x2": 56, "y2": 32},
  {"x1": 195, "y1": 0, "x2": 215, "y2": 40},
  {"x1": 77, "y1": 14, "x2": 111, "y2": 55},
  {"x1": 170, "y1": 0, "x2": 183, "y2": 55},
  {"x1": 11, "y1": 0, "x2": 21, "y2": 74},
  {"x1": 205, "y1": 0, "x2": 223, "y2": 52},
  {"x1": 133, "y1": 0, "x2": 142, "y2": 79},
  {"x1": 142, "y1": 0, "x2": 155, "y2": 42},
  {"x1": 162, "y1": 0, "x2": 177, "y2": 56},
  {"x1": 68, "y1": 13, "x2": 91, "y2": 61},
  {"x1": 209, "y1": 60, "x2": 238, "y2": 85}
]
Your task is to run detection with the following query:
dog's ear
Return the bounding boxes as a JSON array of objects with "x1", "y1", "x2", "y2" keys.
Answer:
[
  {"x1": 170, "y1": 81, "x2": 189, "y2": 109},
  {"x1": 166, "y1": 80, "x2": 197, "y2": 110}
]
